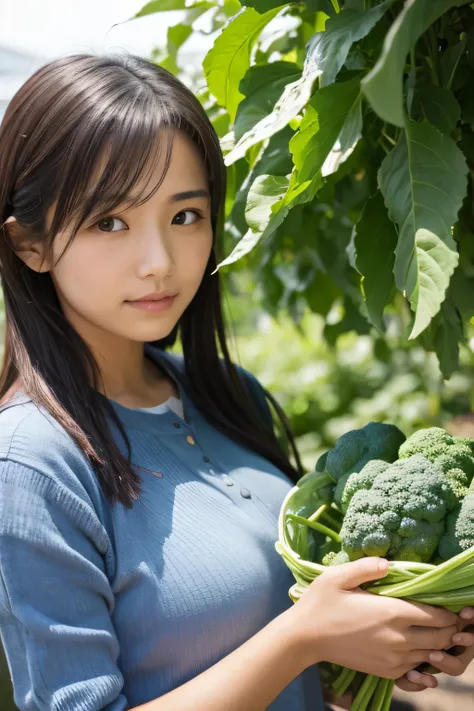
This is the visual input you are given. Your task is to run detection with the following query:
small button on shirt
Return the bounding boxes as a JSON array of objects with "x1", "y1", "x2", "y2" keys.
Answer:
[{"x1": 0, "y1": 346, "x2": 323, "y2": 711}]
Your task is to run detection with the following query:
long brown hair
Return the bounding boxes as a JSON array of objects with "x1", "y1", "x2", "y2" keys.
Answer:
[{"x1": 0, "y1": 53, "x2": 303, "y2": 507}]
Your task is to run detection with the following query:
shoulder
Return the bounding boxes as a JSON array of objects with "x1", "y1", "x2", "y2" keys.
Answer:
[{"x1": 0, "y1": 395, "x2": 103, "y2": 510}]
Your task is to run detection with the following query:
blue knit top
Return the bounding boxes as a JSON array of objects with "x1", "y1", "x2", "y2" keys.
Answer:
[{"x1": 0, "y1": 345, "x2": 322, "y2": 710}]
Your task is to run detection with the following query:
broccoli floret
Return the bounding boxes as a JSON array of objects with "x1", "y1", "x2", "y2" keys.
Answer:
[
  {"x1": 340, "y1": 455, "x2": 459, "y2": 563},
  {"x1": 322, "y1": 549, "x2": 351, "y2": 566},
  {"x1": 399, "y1": 427, "x2": 474, "y2": 485},
  {"x1": 445, "y1": 468, "x2": 470, "y2": 503},
  {"x1": 327, "y1": 422, "x2": 406, "y2": 483},
  {"x1": 324, "y1": 422, "x2": 405, "y2": 508},
  {"x1": 338, "y1": 459, "x2": 391, "y2": 512},
  {"x1": 438, "y1": 492, "x2": 474, "y2": 561}
]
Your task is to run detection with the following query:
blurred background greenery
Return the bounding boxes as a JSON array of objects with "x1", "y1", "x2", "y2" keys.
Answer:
[{"x1": 223, "y1": 270, "x2": 474, "y2": 468}]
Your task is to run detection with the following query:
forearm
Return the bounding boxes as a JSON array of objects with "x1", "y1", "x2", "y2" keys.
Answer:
[{"x1": 131, "y1": 609, "x2": 308, "y2": 711}]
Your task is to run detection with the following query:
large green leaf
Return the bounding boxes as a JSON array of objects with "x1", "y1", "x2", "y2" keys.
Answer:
[
  {"x1": 133, "y1": 0, "x2": 210, "y2": 17},
  {"x1": 234, "y1": 62, "x2": 301, "y2": 142},
  {"x1": 354, "y1": 192, "x2": 397, "y2": 332},
  {"x1": 219, "y1": 79, "x2": 362, "y2": 269},
  {"x1": 290, "y1": 77, "x2": 362, "y2": 183},
  {"x1": 441, "y1": 35, "x2": 468, "y2": 89},
  {"x1": 215, "y1": 174, "x2": 291, "y2": 270},
  {"x1": 419, "y1": 288, "x2": 464, "y2": 379},
  {"x1": 305, "y1": 270, "x2": 340, "y2": 317},
  {"x1": 306, "y1": 0, "x2": 336, "y2": 12},
  {"x1": 362, "y1": 0, "x2": 468, "y2": 127},
  {"x1": 231, "y1": 125, "x2": 294, "y2": 233},
  {"x1": 243, "y1": 0, "x2": 294, "y2": 10},
  {"x1": 215, "y1": 169, "x2": 317, "y2": 270},
  {"x1": 411, "y1": 81, "x2": 461, "y2": 135},
  {"x1": 203, "y1": 5, "x2": 283, "y2": 123},
  {"x1": 308, "y1": 2, "x2": 392, "y2": 88},
  {"x1": 224, "y1": 1, "x2": 390, "y2": 165},
  {"x1": 154, "y1": 23, "x2": 194, "y2": 75},
  {"x1": 378, "y1": 118, "x2": 468, "y2": 339},
  {"x1": 320, "y1": 91, "x2": 362, "y2": 177}
]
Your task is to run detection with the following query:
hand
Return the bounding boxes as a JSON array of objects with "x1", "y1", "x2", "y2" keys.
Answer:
[
  {"x1": 287, "y1": 557, "x2": 463, "y2": 680},
  {"x1": 396, "y1": 610, "x2": 474, "y2": 692}
]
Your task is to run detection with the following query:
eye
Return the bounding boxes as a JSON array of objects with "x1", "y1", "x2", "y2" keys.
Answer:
[
  {"x1": 172, "y1": 209, "x2": 203, "y2": 226},
  {"x1": 95, "y1": 217, "x2": 128, "y2": 233}
]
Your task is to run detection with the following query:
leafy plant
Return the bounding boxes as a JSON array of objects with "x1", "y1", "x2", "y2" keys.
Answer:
[{"x1": 134, "y1": 0, "x2": 474, "y2": 379}]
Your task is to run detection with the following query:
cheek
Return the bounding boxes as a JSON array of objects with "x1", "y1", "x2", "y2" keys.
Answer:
[
  {"x1": 50, "y1": 239, "x2": 119, "y2": 309},
  {"x1": 177, "y1": 230, "x2": 213, "y2": 283}
]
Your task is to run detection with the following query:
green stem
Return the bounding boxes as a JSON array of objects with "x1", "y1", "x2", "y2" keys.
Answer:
[
  {"x1": 320, "y1": 509, "x2": 342, "y2": 533},
  {"x1": 352, "y1": 674, "x2": 378, "y2": 711},
  {"x1": 333, "y1": 667, "x2": 357, "y2": 697},
  {"x1": 308, "y1": 504, "x2": 327, "y2": 522},
  {"x1": 381, "y1": 681, "x2": 394, "y2": 711},
  {"x1": 367, "y1": 546, "x2": 474, "y2": 599},
  {"x1": 408, "y1": 587, "x2": 474, "y2": 612},
  {"x1": 286, "y1": 514, "x2": 342, "y2": 543},
  {"x1": 368, "y1": 678, "x2": 390, "y2": 711}
]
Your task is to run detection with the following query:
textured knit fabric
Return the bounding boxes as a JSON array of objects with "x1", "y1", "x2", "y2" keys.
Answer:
[{"x1": 0, "y1": 344, "x2": 323, "y2": 711}]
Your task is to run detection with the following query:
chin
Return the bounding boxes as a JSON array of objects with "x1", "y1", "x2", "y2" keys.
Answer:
[{"x1": 130, "y1": 319, "x2": 180, "y2": 343}]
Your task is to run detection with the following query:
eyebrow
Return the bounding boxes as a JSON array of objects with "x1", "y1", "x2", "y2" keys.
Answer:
[{"x1": 168, "y1": 189, "x2": 210, "y2": 203}]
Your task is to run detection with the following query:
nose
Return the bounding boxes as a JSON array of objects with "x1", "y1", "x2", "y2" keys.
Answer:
[{"x1": 136, "y1": 228, "x2": 174, "y2": 281}]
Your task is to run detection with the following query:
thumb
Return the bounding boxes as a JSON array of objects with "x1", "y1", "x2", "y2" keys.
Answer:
[{"x1": 325, "y1": 556, "x2": 389, "y2": 590}]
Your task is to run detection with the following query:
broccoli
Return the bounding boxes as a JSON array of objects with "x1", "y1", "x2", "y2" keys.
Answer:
[
  {"x1": 327, "y1": 421, "x2": 405, "y2": 482},
  {"x1": 286, "y1": 423, "x2": 405, "y2": 562},
  {"x1": 399, "y1": 427, "x2": 474, "y2": 486},
  {"x1": 323, "y1": 422, "x2": 406, "y2": 508},
  {"x1": 339, "y1": 455, "x2": 460, "y2": 563},
  {"x1": 439, "y1": 489, "x2": 474, "y2": 561},
  {"x1": 288, "y1": 422, "x2": 405, "y2": 523},
  {"x1": 322, "y1": 549, "x2": 351, "y2": 566},
  {"x1": 338, "y1": 459, "x2": 391, "y2": 513}
]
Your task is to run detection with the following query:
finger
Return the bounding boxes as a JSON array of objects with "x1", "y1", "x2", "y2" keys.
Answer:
[
  {"x1": 404, "y1": 670, "x2": 438, "y2": 689},
  {"x1": 414, "y1": 644, "x2": 474, "y2": 676},
  {"x1": 406, "y1": 649, "x2": 439, "y2": 668},
  {"x1": 424, "y1": 650, "x2": 466, "y2": 677},
  {"x1": 456, "y1": 622, "x2": 474, "y2": 638},
  {"x1": 395, "y1": 677, "x2": 426, "y2": 692},
  {"x1": 451, "y1": 631, "x2": 474, "y2": 648},
  {"x1": 407, "y1": 624, "x2": 458, "y2": 651},
  {"x1": 325, "y1": 557, "x2": 389, "y2": 590},
  {"x1": 442, "y1": 646, "x2": 474, "y2": 668},
  {"x1": 398, "y1": 600, "x2": 458, "y2": 628},
  {"x1": 460, "y1": 607, "x2": 474, "y2": 621}
]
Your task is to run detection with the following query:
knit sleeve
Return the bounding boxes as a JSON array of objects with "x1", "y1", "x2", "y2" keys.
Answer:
[{"x1": 0, "y1": 459, "x2": 128, "y2": 711}]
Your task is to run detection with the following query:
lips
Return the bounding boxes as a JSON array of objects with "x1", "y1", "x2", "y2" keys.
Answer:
[
  {"x1": 125, "y1": 294, "x2": 177, "y2": 312},
  {"x1": 130, "y1": 292, "x2": 176, "y2": 302}
]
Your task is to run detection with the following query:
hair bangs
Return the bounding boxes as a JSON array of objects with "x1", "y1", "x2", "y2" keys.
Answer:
[{"x1": 49, "y1": 92, "x2": 175, "y2": 247}]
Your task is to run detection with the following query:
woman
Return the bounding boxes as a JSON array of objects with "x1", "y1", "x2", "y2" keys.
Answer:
[{"x1": 0, "y1": 53, "x2": 472, "y2": 711}]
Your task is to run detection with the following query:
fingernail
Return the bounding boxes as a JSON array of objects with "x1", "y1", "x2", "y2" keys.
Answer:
[
  {"x1": 460, "y1": 608, "x2": 474, "y2": 619},
  {"x1": 453, "y1": 632, "x2": 474, "y2": 645},
  {"x1": 429, "y1": 652, "x2": 444, "y2": 663},
  {"x1": 406, "y1": 671, "x2": 422, "y2": 683}
]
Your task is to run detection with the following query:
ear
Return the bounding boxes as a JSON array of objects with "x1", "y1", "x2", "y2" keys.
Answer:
[{"x1": 4, "y1": 216, "x2": 52, "y2": 273}]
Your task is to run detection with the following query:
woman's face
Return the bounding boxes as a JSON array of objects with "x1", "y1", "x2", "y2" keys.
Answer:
[{"x1": 42, "y1": 130, "x2": 214, "y2": 347}]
